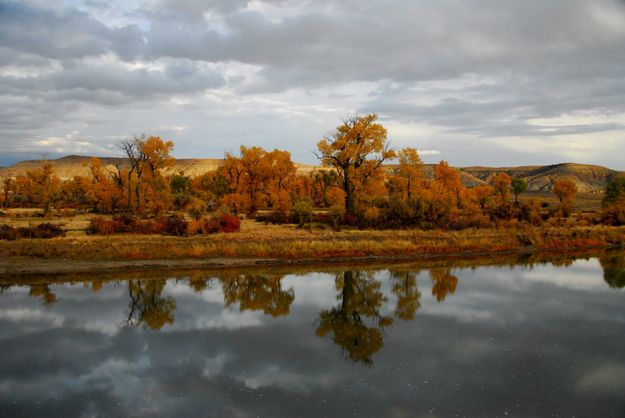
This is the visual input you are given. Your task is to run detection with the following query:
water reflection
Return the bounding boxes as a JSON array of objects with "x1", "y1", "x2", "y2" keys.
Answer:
[
  {"x1": 316, "y1": 271, "x2": 393, "y2": 365},
  {"x1": 9, "y1": 253, "x2": 624, "y2": 363},
  {"x1": 1, "y1": 252, "x2": 625, "y2": 417},
  {"x1": 599, "y1": 254, "x2": 625, "y2": 289},
  {"x1": 389, "y1": 270, "x2": 421, "y2": 320},
  {"x1": 126, "y1": 279, "x2": 176, "y2": 330},
  {"x1": 28, "y1": 283, "x2": 57, "y2": 305},
  {"x1": 221, "y1": 273, "x2": 294, "y2": 317},
  {"x1": 429, "y1": 268, "x2": 458, "y2": 302}
]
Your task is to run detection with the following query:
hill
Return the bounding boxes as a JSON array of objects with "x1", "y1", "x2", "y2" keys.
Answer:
[
  {"x1": 461, "y1": 163, "x2": 622, "y2": 194},
  {"x1": 0, "y1": 156, "x2": 621, "y2": 194}
]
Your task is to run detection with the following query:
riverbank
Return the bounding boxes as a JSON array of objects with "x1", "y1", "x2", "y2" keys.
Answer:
[{"x1": 1, "y1": 221, "x2": 624, "y2": 275}]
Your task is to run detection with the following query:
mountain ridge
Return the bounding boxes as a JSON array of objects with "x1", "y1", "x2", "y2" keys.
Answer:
[{"x1": 0, "y1": 155, "x2": 622, "y2": 194}]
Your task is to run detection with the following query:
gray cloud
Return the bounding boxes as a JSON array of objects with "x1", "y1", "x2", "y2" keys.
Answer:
[{"x1": 0, "y1": 0, "x2": 624, "y2": 167}]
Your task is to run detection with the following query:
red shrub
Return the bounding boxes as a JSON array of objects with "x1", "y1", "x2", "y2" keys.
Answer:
[{"x1": 218, "y1": 213, "x2": 241, "y2": 233}]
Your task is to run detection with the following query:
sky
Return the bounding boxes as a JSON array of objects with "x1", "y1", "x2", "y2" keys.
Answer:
[{"x1": 1, "y1": 0, "x2": 625, "y2": 168}]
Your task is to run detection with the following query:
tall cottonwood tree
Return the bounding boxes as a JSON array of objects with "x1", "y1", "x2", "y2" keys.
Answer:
[
  {"x1": 24, "y1": 161, "x2": 61, "y2": 216},
  {"x1": 119, "y1": 136, "x2": 174, "y2": 213},
  {"x1": 316, "y1": 114, "x2": 396, "y2": 218},
  {"x1": 395, "y1": 148, "x2": 423, "y2": 201}
]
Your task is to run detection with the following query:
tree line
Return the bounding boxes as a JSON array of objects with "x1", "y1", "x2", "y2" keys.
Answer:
[{"x1": 2, "y1": 114, "x2": 624, "y2": 228}]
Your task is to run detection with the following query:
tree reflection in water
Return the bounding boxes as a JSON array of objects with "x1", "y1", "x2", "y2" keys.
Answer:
[
  {"x1": 28, "y1": 284, "x2": 57, "y2": 305},
  {"x1": 429, "y1": 268, "x2": 458, "y2": 302},
  {"x1": 599, "y1": 254, "x2": 625, "y2": 289},
  {"x1": 389, "y1": 270, "x2": 421, "y2": 320},
  {"x1": 316, "y1": 271, "x2": 393, "y2": 365},
  {"x1": 126, "y1": 279, "x2": 176, "y2": 330},
  {"x1": 220, "y1": 273, "x2": 294, "y2": 317}
]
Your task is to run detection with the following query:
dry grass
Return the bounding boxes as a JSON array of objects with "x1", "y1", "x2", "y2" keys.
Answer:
[{"x1": 2, "y1": 217, "x2": 624, "y2": 266}]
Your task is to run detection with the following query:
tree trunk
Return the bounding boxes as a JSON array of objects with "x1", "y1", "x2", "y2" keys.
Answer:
[{"x1": 343, "y1": 169, "x2": 355, "y2": 217}]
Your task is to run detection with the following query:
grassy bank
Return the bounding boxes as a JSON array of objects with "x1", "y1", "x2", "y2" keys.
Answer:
[{"x1": 1, "y1": 218, "x2": 625, "y2": 275}]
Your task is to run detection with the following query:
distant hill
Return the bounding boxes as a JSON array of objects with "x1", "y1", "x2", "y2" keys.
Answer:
[
  {"x1": 460, "y1": 163, "x2": 623, "y2": 194},
  {"x1": 0, "y1": 156, "x2": 621, "y2": 194},
  {"x1": 0, "y1": 155, "x2": 317, "y2": 181}
]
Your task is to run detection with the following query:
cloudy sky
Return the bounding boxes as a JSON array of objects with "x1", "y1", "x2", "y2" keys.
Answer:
[{"x1": 1, "y1": 0, "x2": 625, "y2": 168}]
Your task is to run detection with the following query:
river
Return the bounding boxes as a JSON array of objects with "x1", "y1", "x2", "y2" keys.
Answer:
[{"x1": 1, "y1": 252, "x2": 624, "y2": 417}]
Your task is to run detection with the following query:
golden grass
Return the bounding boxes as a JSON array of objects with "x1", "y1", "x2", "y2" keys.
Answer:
[{"x1": 1, "y1": 218, "x2": 624, "y2": 266}]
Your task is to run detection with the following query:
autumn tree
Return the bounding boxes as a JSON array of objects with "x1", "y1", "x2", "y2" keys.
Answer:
[
  {"x1": 191, "y1": 171, "x2": 229, "y2": 212},
  {"x1": 311, "y1": 169, "x2": 339, "y2": 207},
  {"x1": 221, "y1": 151, "x2": 247, "y2": 213},
  {"x1": 119, "y1": 137, "x2": 146, "y2": 212},
  {"x1": 316, "y1": 114, "x2": 396, "y2": 218},
  {"x1": 433, "y1": 161, "x2": 464, "y2": 207},
  {"x1": 119, "y1": 136, "x2": 174, "y2": 214},
  {"x1": 511, "y1": 177, "x2": 527, "y2": 206},
  {"x1": 553, "y1": 178, "x2": 576, "y2": 217},
  {"x1": 239, "y1": 146, "x2": 269, "y2": 214},
  {"x1": 393, "y1": 148, "x2": 423, "y2": 201},
  {"x1": 265, "y1": 149, "x2": 296, "y2": 215},
  {"x1": 492, "y1": 173, "x2": 512, "y2": 204},
  {"x1": 83, "y1": 157, "x2": 123, "y2": 212},
  {"x1": 24, "y1": 161, "x2": 61, "y2": 216},
  {"x1": 1, "y1": 177, "x2": 15, "y2": 209}
]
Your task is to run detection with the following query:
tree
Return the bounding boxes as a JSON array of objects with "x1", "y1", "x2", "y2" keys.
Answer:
[
  {"x1": 25, "y1": 161, "x2": 61, "y2": 216},
  {"x1": 265, "y1": 149, "x2": 296, "y2": 214},
  {"x1": 603, "y1": 175, "x2": 625, "y2": 205},
  {"x1": 511, "y1": 177, "x2": 527, "y2": 206},
  {"x1": 119, "y1": 137, "x2": 146, "y2": 212},
  {"x1": 119, "y1": 136, "x2": 174, "y2": 214},
  {"x1": 433, "y1": 161, "x2": 464, "y2": 207},
  {"x1": 492, "y1": 173, "x2": 512, "y2": 203},
  {"x1": 394, "y1": 148, "x2": 423, "y2": 201},
  {"x1": 239, "y1": 146, "x2": 269, "y2": 214},
  {"x1": 1, "y1": 177, "x2": 15, "y2": 209},
  {"x1": 553, "y1": 178, "x2": 576, "y2": 217},
  {"x1": 316, "y1": 114, "x2": 396, "y2": 218},
  {"x1": 602, "y1": 175, "x2": 625, "y2": 225},
  {"x1": 84, "y1": 157, "x2": 122, "y2": 212}
]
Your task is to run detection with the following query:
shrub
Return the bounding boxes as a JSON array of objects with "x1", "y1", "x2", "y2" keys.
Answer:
[
  {"x1": 362, "y1": 206, "x2": 381, "y2": 227},
  {"x1": 0, "y1": 225, "x2": 18, "y2": 240},
  {"x1": 89, "y1": 215, "x2": 190, "y2": 236},
  {"x1": 89, "y1": 215, "x2": 136, "y2": 235},
  {"x1": 188, "y1": 213, "x2": 241, "y2": 235},
  {"x1": 157, "y1": 216, "x2": 188, "y2": 236},
  {"x1": 602, "y1": 203, "x2": 625, "y2": 226},
  {"x1": 0, "y1": 223, "x2": 65, "y2": 240},
  {"x1": 327, "y1": 205, "x2": 345, "y2": 231},
  {"x1": 291, "y1": 199, "x2": 313, "y2": 226},
  {"x1": 217, "y1": 213, "x2": 241, "y2": 233},
  {"x1": 519, "y1": 199, "x2": 543, "y2": 226},
  {"x1": 185, "y1": 197, "x2": 206, "y2": 220}
]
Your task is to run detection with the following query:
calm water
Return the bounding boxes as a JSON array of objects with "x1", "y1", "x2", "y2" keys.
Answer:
[{"x1": 1, "y1": 253, "x2": 625, "y2": 417}]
